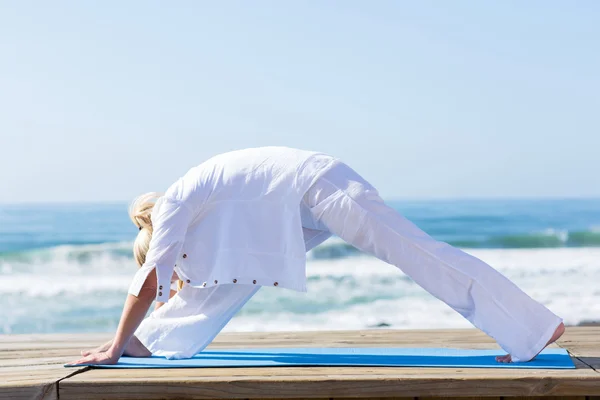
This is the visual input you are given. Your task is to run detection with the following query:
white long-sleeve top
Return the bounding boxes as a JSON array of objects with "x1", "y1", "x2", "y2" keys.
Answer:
[{"x1": 128, "y1": 147, "x2": 338, "y2": 302}]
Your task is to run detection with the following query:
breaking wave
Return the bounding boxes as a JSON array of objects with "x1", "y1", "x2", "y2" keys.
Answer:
[{"x1": 2, "y1": 226, "x2": 600, "y2": 277}]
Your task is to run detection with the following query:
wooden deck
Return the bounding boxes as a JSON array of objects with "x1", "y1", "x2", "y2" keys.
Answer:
[{"x1": 1, "y1": 327, "x2": 599, "y2": 400}]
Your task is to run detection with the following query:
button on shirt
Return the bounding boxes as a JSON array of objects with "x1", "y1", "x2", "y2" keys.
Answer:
[{"x1": 128, "y1": 147, "x2": 338, "y2": 302}]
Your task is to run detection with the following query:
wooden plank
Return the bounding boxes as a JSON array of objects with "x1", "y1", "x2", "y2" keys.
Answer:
[
  {"x1": 0, "y1": 364, "x2": 62, "y2": 400},
  {"x1": 0, "y1": 335, "x2": 95, "y2": 400},
  {"x1": 557, "y1": 327, "x2": 600, "y2": 371},
  {"x1": 0, "y1": 334, "x2": 112, "y2": 352},
  {"x1": 1, "y1": 327, "x2": 598, "y2": 399},
  {"x1": 0, "y1": 365, "x2": 81, "y2": 400},
  {"x1": 420, "y1": 397, "x2": 500, "y2": 400},
  {"x1": 58, "y1": 364, "x2": 600, "y2": 399},
  {"x1": 0, "y1": 333, "x2": 111, "y2": 344},
  {"x1": 59, "y1": 375, "x2": 600, "y2": 399},
  {"x1": 0, "y1": 385, "x2": 57, "y2": 400},
  {"x1": 208, "y1": 328, "x2": 499, "y2": 349},
  {"x1": 508, "y1": 397, "x2": 586, "y2": 400},
  {"x1": 58, "y1": 327, "x2": 600, "y2": 399},
  {"x1": 337, "y1": 398, "x2": 414, "y2": 400}
]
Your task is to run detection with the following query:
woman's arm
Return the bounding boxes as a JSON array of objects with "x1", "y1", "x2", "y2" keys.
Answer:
[
  {"x1": 70, "y1": 195, "x2": 192, "y2": 366},
  {"x1": 110, "y1": 269, "x2": 157, "y2": 358},
  {"x1": 69, "y1": 270, "x2": 157, "y2": 365}
]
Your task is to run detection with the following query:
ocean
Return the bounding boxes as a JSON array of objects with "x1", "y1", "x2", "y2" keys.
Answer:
[{"x1": 1, "y1": 199, "x2": 599, "y2": 335}]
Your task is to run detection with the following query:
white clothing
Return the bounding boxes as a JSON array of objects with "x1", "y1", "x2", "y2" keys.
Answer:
[
  {"x1": 136, "y1": 284, "x2": 260, "y2": 360},
  {"x1": 128, "y1": 147, "x2": 338, "y2": 303},
  {"x1": 135, "y1": 161, "x2": 562, "y2": 362},
  {"x1": 135, "y1": 208, "x2": 331, "y2": 359}
]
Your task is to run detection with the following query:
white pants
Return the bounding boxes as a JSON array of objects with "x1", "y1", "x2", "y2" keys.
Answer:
[{"x1": 136, "y1": 162, "x2": 562, "y2": 361}]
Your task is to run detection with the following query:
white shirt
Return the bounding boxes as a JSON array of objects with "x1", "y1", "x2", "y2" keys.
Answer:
[{"x1": 128, "y1": 147, "x2": 338, "y2": 302}]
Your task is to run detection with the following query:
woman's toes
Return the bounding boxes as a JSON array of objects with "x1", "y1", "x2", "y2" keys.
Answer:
[{"x1": 496, "y1": 354, "x2": 512, "y2": 363}]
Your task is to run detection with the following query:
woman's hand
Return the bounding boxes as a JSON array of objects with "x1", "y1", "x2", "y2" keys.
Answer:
[
  {"x1": 79, "y1": 335, "x2": 151, "y2": 360},
  {"x1": 81, "y1": 339, "x2": 113, "y2": 357},
  {"x1": 70, "y1": 270, "x2": 156, "y2": 366},
  {"x1": 68, "y1": 349, "x2": 119, "y2": 366}
]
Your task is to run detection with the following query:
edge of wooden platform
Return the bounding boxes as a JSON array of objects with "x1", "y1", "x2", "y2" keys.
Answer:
[{"x1": 2, "y1": 328, "x2": 599, "y2": 400}]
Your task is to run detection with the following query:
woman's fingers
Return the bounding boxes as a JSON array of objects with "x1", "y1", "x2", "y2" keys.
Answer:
[
  {"x1": 80, "y1": 348, "x2": 98, "y2": 357},
  {"x1": 68, "y1": 355, "x2": 90, "y2": 366},
  {"x1": 68, "y1": 351, "x2": 118, "y2": 366},
  {"x1": 80, "y1": 340, "x2": 114, "y2": 358}
]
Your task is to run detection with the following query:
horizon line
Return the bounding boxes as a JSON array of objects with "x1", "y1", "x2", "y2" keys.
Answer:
[{"x1": 1, "y1": 195, "x2": 599, "y2": 206}]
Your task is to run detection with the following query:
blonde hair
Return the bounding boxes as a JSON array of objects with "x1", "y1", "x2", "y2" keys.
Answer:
[
  {"x1": 129, "y1": 192, "x2": 162, "y2": 267},
  {"x1": 129, "y1": 192, "x2": 186, "y2": 292}
]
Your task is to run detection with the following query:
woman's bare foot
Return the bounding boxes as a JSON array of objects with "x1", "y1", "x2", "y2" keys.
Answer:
[{"x1": 496, "y1": 322, "x2": 565, "y2": 363}]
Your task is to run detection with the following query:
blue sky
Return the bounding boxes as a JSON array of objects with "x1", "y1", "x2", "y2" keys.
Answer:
[{"x1": 1, "y1": 1, "x2": 598, "y2": 202}]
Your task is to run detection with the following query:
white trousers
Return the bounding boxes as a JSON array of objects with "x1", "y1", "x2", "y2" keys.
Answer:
[{"x1": 136, "y1": 162, "x2": 562, "y2": 361}]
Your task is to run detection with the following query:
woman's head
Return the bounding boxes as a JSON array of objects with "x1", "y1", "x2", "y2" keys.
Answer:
[{"x1": 129, "y1": 192, "x2": 162, "y2": 267}]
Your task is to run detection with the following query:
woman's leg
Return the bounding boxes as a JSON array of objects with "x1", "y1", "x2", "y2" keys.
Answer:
[
  {"x1": 303, "y1": 163, "x2": 563, "y2": 362},
  {"x1": 135, "y1": 284, "x2": 260, "y2": 359}
]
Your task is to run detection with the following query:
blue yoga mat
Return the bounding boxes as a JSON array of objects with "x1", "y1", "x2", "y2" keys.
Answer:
[{"x1": 66, "y1": 347, "x2": 574, "y2": 369}]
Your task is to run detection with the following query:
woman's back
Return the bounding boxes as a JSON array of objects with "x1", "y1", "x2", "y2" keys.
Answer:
[{"x1": 173, "y1": 146, "x2": 336, "y2": 205}]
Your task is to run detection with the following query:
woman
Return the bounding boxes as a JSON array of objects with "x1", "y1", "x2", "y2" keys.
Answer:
[{"x1": 71, "y1": 146, "x2": 564, "y2": 366}]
